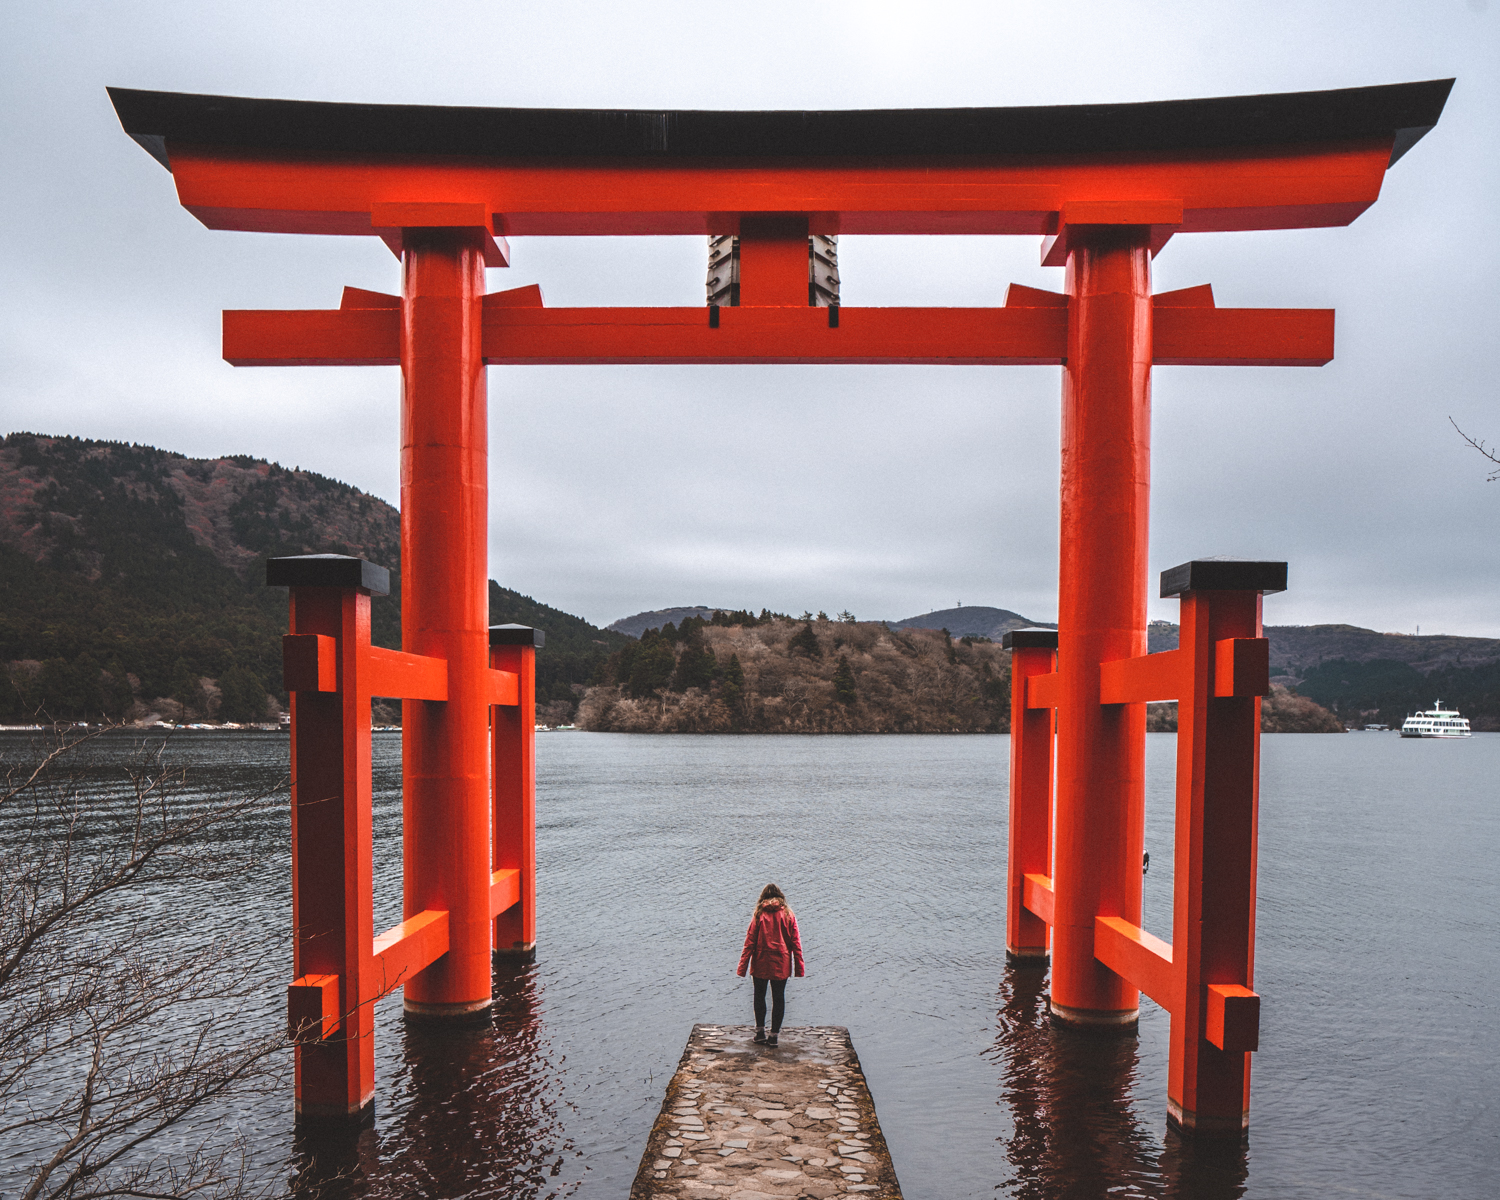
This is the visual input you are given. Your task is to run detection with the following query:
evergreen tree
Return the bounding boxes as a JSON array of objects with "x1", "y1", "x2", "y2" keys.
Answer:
[
  {"x1": 721, "y1": 652, "x2": 745, "y2": 712},
  {"x1": 627, "y1": 635, "x2": 676, "y2": 696},
  {"x1": 168, "y1": 657, "x2": 205, "y2": 714},
  {"x1": 605, "y1": 640, "x2": 641, "y2": 686},
  {"x1": 671, "y1": 629, "x2": 718, "y2": 692},
  {"x1": 101, "y1": 659, "x2": 134, "y2": 718},
  {"x1": 788, "y1": 622, "x2": 823, "y2": 658},
  {"x1": 833, "y1": 655, "x2": 858, "y2": 706},
  {"x1": 218, "y1": 663, "x2": 267, "y2": 722}
]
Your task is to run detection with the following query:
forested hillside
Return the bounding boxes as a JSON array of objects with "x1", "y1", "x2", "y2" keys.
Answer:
[
  {"x1": 580, "y1": 613, "x2": 1012, "y2": 733},
  {"x1": 0, "y1": 433, "x2": 624, "y2": 724}
]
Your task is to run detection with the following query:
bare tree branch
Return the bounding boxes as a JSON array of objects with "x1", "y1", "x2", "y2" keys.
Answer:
[
  {"x1": 1, "y1": 729, "x2": 295, "y2": 1199},
  {"x1": 1450, "y1": 416, "x2": 1500, "y2": 482}
]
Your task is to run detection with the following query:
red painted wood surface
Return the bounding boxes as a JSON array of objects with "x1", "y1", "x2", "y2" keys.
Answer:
[
  {"x1": 222, "y1": 302, "x2": 1331, "y2": 368},
  {"x1": 398, "y1": 229, "x2": 495, "y2": 1020},
  {"x1": 1168, "y1": 587, "x2": 1264, "y2": 1133},
  {"x1": 1006, "y1": 643, "x2": 1055, "y2": 964},
  {"x1": 167, "y1": 139, "x2": 1393, "y2": 238},
  {"x1": 285, "y1": 584, "x2": 376, "y2": 1120},
  {"x1": 1049, "y1": 226, "x2": 1153, "y2": 1026},
  {"x1": 490, "y1": 641, "x2": 537, "y2": 955}
]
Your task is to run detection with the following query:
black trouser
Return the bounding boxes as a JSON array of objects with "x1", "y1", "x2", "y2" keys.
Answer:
[{"x1": 753, "y1": 976, "x2": 787, "y2": 1032}]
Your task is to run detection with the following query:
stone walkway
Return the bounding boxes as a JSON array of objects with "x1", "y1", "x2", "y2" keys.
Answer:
[{"x1": 630, "y1": 1024, "x2": 903, "y2": 1200}]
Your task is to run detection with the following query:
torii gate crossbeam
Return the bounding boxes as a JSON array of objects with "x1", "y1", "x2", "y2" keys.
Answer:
[{"x1": 110, "y1": 78, "x2": 1451, "y2": 1136}]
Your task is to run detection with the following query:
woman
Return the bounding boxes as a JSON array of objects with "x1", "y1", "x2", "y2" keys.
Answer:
[{"x1": 736, "y1": 883, "x2": 805, "y2": 1047}]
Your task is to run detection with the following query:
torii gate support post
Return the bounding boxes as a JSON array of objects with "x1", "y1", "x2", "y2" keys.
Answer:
[
  {"x1": 398, "y1": 225, "x2": 495, "y2": 1020},
  {"x1": 1050, "y1": 222, "x2": 1155, "y2": 1027},
  {"x1": 490, "y1": 624, "x2": 540, "y2": 957},
  {"x1": 279, "y1": 560, "x2": 382, "y2": 1121},
  {"x1": 1004, "y1": 628, "x2": 1058, "y2": 966},
  {"x1": 1163, "y1": 564, "x2": 1275, "y2": 1133}
]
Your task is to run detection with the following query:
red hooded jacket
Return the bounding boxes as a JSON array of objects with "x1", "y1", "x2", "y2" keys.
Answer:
[{"x1": 737, "y1": 900, "x2": 805, "y2": 980}]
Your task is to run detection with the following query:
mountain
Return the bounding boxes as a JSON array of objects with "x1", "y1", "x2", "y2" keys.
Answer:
[
  {"x1": 890, "y1": 605, "x2": 1054, "y2": 641},
  {"x1": 0, "y1": 433, "x2": 624, "y2": 724}
]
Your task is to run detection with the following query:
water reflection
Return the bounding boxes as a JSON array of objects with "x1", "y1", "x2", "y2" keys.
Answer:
[
  {"x1": 990, "y1": 966, "x2": 1248, "y2": 1200},
  {"x1": 291, "y1": 960, "x2": 578, "y2": 1199}
]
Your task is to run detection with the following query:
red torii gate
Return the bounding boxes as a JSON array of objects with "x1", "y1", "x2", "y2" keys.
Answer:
[{"x1": 110, "y1": 79, "x2": 1450, "y2": 1134}]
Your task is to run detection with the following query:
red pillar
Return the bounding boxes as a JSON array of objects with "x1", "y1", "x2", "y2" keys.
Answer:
[
  {"x1": 1004, "y1": 628, "x2": 1057, "y2": 965},
  {"x1": 1167, "y1": 568, "x2": 1271, "y2": 1133},
  {"x1": 1050, "y1": 225, "x2": 1152, "y2": 1026},
  {"x1": 490, "y1": 625, "x2": 540, "y2": 957},
  {"x1": 400, "y1": 228, "x2": 493, "y2": 1019},
  {"x1": 275, "y1": 555, "x2": 388, "y2": 1122}
]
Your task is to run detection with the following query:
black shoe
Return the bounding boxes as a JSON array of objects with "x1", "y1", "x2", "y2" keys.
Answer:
[
  {"x1": 753, "y1": 1029, "x2": 767, "y2": 1044},
  {"x1": 767, "y1": 1033, "x2": 779, "y2": 1047}
]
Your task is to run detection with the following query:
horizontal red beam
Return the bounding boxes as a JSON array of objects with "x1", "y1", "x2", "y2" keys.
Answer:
[
  {"x1": 1026, "y1": 672, "x2": 1060, "y2": 710},
  {"x1": 366, "y1": 645, "x2": 448, "y2": 701},
  {"x1": 368, "y1": 909, "x2": 449, "y2": 1001},
  {"x1": 483, "y1": 305, "x2": 1067, "y2": 365},
  {"x1": 1206, "y1": 983, "x2": 1261, "y2": 1053},
  {"x1": 1214, "y1": 637, "x2": 1270, "y2": 697},
  {"x1": 226, "y1": 304, "x2": 1331, "y2": 368},
  {"x1": 171, "y1": 140, "x2": 1392, "y2": 238},
  {"x1": 1095, "y1": 915, "x2": 1178, "y2": 1011},
  {"x1": 485, "y1": 669, "x2": 520, "y2": 707},
  {"x1": 490, "y1": 868, "x2": 521, "y2": 918},
  {"x1": 1101, "y1": 648, "x2": 1187, "y2": 705},
  {"x1": 287, "y1": 972, "x2": 340, "y2": 1040},
  {"x1": 225, "y1": 309, "x2": 398, "y2": 366},
  {"x1": 1153, "y1": 307, "x2": 1333, "y2": 366},
  {"x1": 1022, "y1": 873, "x2": 1055, "y2": 925}
]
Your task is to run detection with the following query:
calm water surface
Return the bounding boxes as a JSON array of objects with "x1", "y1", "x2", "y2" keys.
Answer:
[{"x1": 6, "y1": 730, "x2": 1496, "y2": 1199}]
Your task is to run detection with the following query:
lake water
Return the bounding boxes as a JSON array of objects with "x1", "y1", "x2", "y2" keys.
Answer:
[{"x1": 4, "y1": 730, "x2": 1497, "y2": 1199}]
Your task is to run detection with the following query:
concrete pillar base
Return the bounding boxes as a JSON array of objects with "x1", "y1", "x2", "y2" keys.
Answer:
[
  {"x1": 403, "y1": 997, "x2": 492, "y2": 1023},
  {"x1": 1167, "y1": 1097, "x2": 1249, "y2": 1138},
  {"x1": 493, "y1": 942, "x2": 537, "y2": 962},
  {"x1": 1005, "y1": 949, "x2": 1050, "y2": 968},
  {"x1": 1048, "y1": 997, "x2": 1139, "y2": 1031}
]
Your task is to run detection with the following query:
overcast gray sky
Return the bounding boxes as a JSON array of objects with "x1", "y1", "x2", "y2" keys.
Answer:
[{"x1": 2, "y1": 1, "x2": 1496, "y2": 633}]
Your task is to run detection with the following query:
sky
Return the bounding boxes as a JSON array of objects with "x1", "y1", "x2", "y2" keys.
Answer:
[{"x1": 2, "y1": 1, "x2": 1497, "y2": 633}]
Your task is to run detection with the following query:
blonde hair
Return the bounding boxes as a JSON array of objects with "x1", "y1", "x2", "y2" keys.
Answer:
[{"x1": 755, "y1": 883, "x2": 792, "y2": 918}]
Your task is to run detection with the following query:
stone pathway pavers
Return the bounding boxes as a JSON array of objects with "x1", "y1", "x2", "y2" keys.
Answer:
[{"x1": 630, "y1": 1024, "x2": 902, "y2": 1200}]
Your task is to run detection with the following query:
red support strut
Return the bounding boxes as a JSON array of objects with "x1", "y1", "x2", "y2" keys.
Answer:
[
  {"x1": 490, "y1": 624, "x2": 540, "y2": 957},
  {"x1": 280, "y1": 561, "x2": 380, "y2": 1122},
  {"x1": 1003, "y1": 628, "x2": 1058, "y2": 966},
  {"x1": 1163, "y1": 561, "x2": 1278, "y2": 1134}
]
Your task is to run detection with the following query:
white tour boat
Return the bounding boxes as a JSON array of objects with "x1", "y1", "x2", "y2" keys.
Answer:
[{"x1": 1399, "y1": 701, "x2": 1472, "y2": 739}]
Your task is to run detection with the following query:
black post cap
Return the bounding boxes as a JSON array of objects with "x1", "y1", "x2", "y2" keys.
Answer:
[
  {"x1": 1160, "y1": 557, "x2": 1287, "y2": 598},
  {"x1": 266, "y1": 554, "x2": 391, "y2": 596},
  {"x1": 1001, "y1": 627, "x2": 1060, "y2": 650},
  {"x1": 489, "y1": 623, "x2": 545, "y2": 649}
]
